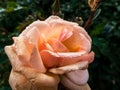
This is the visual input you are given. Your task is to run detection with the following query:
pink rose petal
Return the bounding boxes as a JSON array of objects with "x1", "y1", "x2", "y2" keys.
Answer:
[
  {"x1": 48, "y1": 38, "x2": 69, "y2": 52},
  {"x1": 66, "y1": 69, "x2": 89, "y2": 85},
  {"x1": 59, "y1": 28, "x2": 73, "y2": 42},
  {"x1": 40, "y1": 50, "x2": 94, "y2": 68}
]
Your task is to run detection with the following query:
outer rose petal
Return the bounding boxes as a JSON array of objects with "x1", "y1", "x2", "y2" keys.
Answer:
[
  {"x1": 5, "y1": 46, "x2": 22, "y2": 71},
  {"x1": 22, "y1": 27, "x2": 46, "y2": 72},
  {"x1": 6, "y1": 27, "x2": 47, "y2": 72},
  {"x1": 18, "y1": 67, "x2": 60, "y2": 87},
  {"x1": 73, "y1": 26, "x2": 92, "y2": 43},
  {"x1": 20, "y1": 20, "x2": 50, "y2": 37},
  {"x1": 5, "y1": 45, "x2": 46, "y2": 73},
  {"x1": 12, "y1": 37, "x2": 34, "y2": 64},
  {"x1": 66, "y1": 69, "x2": 89, "y2": 85},
  {"x1": 9, "y1": 69, "x2": 60, "y2": 90},
  {"x1": 61, "y1": 76, "x2": 91, "y2": 90},
  {"x1": 78, "y1": 33, "x2": 91, "y2": 52},
  {"x1": 45, "y1": 16, "x2": 78, "y2": 27}
]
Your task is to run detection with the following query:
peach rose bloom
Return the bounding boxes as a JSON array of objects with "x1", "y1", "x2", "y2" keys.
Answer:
[{"x1": 5, "y1": 16, "x2": 94, "y2": 90}]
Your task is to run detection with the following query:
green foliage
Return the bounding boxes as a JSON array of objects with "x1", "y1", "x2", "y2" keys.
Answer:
[{"x1": 0, "y1": 0, "x2": 120, "y2": 90}]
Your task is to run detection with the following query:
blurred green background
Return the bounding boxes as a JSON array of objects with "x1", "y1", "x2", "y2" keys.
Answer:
[{"x1": 0, "y1": 0, "x2": 120, "y2": 90}]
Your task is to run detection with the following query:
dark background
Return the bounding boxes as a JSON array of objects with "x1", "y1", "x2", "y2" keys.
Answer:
[{"x1": 0, "y1": 0, "x2": 120, "y2": 90}]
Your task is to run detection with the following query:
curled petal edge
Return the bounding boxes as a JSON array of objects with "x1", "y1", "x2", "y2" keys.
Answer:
[
  {"x1": 49, "y1": 61, "x2": 88, "y2": 74},
  {"x1": 40, "y1": 50, "x2": 94, "y2": 68}
]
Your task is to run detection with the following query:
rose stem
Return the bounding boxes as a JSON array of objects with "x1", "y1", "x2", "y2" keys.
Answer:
[
  {"x1": 84, "y1": 0, "x2": 101, "y2": 30},
  {"x1": 84, "y1": 11, "x2": 95, "y2": 30}
]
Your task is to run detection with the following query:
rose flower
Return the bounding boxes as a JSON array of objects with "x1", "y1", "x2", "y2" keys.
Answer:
[{"x1": 5, "y1": 16, "x2": 94, "y2": 90}]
